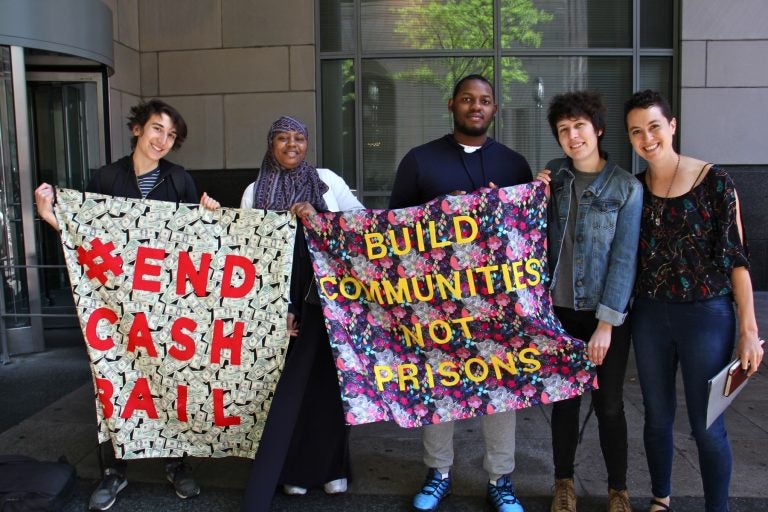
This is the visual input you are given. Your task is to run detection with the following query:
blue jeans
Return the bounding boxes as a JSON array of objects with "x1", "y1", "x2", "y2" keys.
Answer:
[{"x1": 632, "y1": 296, "x2": 735, "y2": 512}]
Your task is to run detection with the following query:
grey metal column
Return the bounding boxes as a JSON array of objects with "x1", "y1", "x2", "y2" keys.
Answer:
[{"x1": 10, "y1": 46, "x2": 44, "y2": 353}]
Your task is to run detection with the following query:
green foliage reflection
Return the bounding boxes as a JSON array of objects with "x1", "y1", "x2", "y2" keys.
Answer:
[{"x1": 392, "y1": 0, "x2": 553, "y2": 97}]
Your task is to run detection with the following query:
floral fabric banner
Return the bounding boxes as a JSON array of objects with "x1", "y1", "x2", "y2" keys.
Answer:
[
  {"x1": 303, "y1": 182, "x2": 596, "y2": 427},
  {"x1": 54, "y1": 188, "x2": 295, "y2": 459}
]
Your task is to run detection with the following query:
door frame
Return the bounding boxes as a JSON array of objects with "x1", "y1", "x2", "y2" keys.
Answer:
[
  {"x1": 3, "y1": 46, "x2": 44, "y2": 355},
  {"x1": 25, "y1": 70, "x2": 109, "y2": 169}
]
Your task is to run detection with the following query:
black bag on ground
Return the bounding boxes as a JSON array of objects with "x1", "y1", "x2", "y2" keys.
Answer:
[{"x1": 0, "y1": 455, "x2": 76, "y2": 511}]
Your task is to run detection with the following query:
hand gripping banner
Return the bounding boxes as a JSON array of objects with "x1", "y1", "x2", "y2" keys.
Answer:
[
  {"x1": 54, "y1": 189, "x2": 295, "y2": 459},
  {"x1": 302, "y1": 182, "x2": 596, "y2": 427}
]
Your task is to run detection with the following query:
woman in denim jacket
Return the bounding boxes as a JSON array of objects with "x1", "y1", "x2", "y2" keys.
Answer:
[{"x1": 537, "y1": 91, "x2": 642, "y2": 512}]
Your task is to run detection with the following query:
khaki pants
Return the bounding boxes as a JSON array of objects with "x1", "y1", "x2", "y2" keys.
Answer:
[{"x1": 422, "y1": 409, "x2": 516, "y2": 480}]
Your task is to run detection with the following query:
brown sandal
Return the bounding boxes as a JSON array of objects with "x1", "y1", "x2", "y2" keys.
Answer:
[{"x1": 649, "y1": 498, "x2": 672, "y2": 511}]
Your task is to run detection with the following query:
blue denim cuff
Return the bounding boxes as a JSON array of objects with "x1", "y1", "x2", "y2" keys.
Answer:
[{"x1": 596, "y1": 303, "x2": 627, "y2": 326}]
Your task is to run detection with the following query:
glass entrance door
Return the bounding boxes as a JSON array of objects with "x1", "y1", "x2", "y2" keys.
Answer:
[{"x1": 26, "y1": 72, "x2": 107, "y2": 329}]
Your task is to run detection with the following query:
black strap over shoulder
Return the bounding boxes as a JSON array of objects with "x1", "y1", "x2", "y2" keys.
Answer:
[
  {"x1": 168, "y1": 169, "x2": 186, "y2": 202},
  {"x1": 691, "y1": 162, "x2": 710, "y2": 193},
  {"x1": 99, "y1": 165, "x2": 120, "y2": 195}
]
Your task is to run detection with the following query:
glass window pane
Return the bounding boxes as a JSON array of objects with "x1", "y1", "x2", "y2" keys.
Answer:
[
  {"x1": 501, "y1": 0, "x2": 632, "y2": 49},
  {"x1": 360, "y1": 57, "x2": 494, "y2": 193},
  {"x1": 499, "y1": 56, "x2": 633, "y2": 171},
  {"x1": 319, "y1": 0, "x2": 677, "y2": 191},
  {"x1": 362, "y1": 195, "x2": 391, "y2": 209},
  {"x1": 361, "y1": 0, "x2": 494, "y2": 52},
  {"x1": 633, "y1": 57, "x2": 674, "y2": 169},
  {"x1": 641, "y1": 0, "x2": 673, "y2": 48},
  {"x1": 634, "y1": 57, "x2": 674, "y2": 169},
  {"x1": 321, "y1": 60, "x2": 357, "y2": 189},
  {"x1": 640, "y1": 57, "x2": 673, "y2": 102},
  {"x1": 319, "y1": 0, "x2": 354, "y2": 52}
]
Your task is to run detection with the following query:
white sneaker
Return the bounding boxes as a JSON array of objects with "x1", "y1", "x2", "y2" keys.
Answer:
[
  {"x1": 282, "y1": 484, "x2": 307, "y2": 495},
  {"x1": 323, "y1": 478, "x2": 348, "y2": 494}
]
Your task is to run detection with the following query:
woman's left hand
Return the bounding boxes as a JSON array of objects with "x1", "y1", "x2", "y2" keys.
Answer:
[
  {"x1": 290, "y1": 201, "x2": 316, "y2": 219},
  {"x1": 736, "y1": 333, "x2": 764, "y2": 376},
  {"x1": 476, "y1": 181, "x2": 499, "y2": 194},
  {"x1": 587, "y1": 321, "x2": 613, "y2": 365}
]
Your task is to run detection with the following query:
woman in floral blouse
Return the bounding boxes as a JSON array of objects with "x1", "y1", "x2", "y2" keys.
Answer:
[{"x1": 624, "y1": 90, "x2": 764, "y2": 512}]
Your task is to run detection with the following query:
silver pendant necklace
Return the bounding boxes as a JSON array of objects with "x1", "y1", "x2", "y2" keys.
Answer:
[{"x1": 650, "y1": 153, "x2": 681, "y2": 227}]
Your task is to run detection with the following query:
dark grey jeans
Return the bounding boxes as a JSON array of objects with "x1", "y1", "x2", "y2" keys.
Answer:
[{"x1": 550, "y1": 306, "x2": 631, "y2": 491}]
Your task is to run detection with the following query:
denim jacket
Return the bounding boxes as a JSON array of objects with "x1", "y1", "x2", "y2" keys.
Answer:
[{"x1": 546, "y1": 157, "x2": 642, "y2": 326}]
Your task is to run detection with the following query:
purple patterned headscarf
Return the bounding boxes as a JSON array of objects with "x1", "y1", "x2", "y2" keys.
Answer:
[{"x1": 250, "y1": 116, "x2": 328, "y2": 211}]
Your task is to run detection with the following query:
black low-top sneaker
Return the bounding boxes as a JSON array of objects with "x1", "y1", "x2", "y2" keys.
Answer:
[
  {"x1": 89, "y1": 468, "x2": 127, "y2": 511},
  {"x1": 165, "y1": 460, "x2": 200, "y2": 499}
]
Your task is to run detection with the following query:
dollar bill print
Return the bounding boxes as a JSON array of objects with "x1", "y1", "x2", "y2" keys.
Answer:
[{"x1": 54, "y1": 188, "x2": 296, "y2": 459}]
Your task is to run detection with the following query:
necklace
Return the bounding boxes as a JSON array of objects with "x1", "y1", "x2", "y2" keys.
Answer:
[{"x1": 650, "y1": 153, "x2": 680, "y2": 227}]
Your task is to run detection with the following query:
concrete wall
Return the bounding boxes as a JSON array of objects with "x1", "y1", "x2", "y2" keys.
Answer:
[
  {"x1": 102, "y1": 0, "x2": 316, "y2": 186},
  {"x1": 680, "y1": 0, "x2": 768, "y2": 289}
]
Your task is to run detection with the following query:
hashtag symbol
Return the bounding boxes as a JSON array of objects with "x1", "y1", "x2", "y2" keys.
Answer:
[{"x1": 76, "y1": 238, "x2": 124, "y2": 284}]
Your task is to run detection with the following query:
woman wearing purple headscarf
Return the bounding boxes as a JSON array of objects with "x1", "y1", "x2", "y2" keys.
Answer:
[{"x1": 240, "y1": 116, "x2": 363, "y2": 512}]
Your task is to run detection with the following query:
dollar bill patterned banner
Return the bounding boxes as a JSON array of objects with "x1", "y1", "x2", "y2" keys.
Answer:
[
  {"x1": 302, "y1": 182, "x2": 596, "y2": 427},
  {"x1": 54, "y1": 188, "x2": 295, "y2": 459}
]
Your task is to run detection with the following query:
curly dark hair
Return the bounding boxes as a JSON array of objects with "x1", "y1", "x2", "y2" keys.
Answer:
[
  {"x1": 546, "y1": 90, "x2": 607, "y2": 155},
  {"x1": 127, "y1": 99, "x2": 188, "y2": 150},
  {"x1": 623, "y1": 89, "x2": 673, "y2": 126},
  {"x1": 452, "y1": 74, "x2": 494, "y2": 100}
]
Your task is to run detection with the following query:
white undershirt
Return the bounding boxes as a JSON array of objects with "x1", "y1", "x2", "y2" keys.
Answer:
[{"x1": 459, "y1": 144, "x2": 481, "y2": 154}]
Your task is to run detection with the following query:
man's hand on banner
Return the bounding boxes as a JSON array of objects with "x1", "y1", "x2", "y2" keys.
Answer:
[
  {"x1": 449, "y1": 181, "x2": 498, "y2": 197},
  {"x1": 287, "y1": 312, "x2": 299, "y2": 337},
  {"x1": 476, "y1": 181, "x2": 499, "y2": 194}
]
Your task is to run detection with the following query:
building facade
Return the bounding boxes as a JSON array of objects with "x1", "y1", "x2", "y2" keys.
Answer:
[{"x1": 1, "y1": 0, "x2": 766, "y2": 355}]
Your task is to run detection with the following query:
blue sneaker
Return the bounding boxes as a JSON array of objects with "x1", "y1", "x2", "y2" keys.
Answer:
[
  {"x1": 487, "y1": 474, "x2": 524, "y2": 512},
  {"x1": 412, "y1": 468, "x2": 451, "y2": 511}
]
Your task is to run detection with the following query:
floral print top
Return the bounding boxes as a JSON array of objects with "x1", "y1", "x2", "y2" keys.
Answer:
[{"x1": 635, "y1": 165, "x2": 749, "y2": 302}]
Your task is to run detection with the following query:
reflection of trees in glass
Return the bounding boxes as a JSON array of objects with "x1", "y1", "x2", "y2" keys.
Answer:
[
  {"x1": 321, "y1": 59, "x2": 356, "y2": 186},
  {"x1": 393, "y1": 0, "x2": 552, "y2": 97},
  {"x1": 340, "y1": 60, "x2": 355, "y2": 105}
]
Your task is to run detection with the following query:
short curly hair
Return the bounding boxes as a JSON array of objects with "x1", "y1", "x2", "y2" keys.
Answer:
[
  {"x1": 547, "y1": 90, "x2": 607, "y2": 155},
  {"x1": 623, "y1": 89, "x2": 673, "y2": 127},
  {"x1": 127, "y1": 99, "x2": 188, "y2": 151}
]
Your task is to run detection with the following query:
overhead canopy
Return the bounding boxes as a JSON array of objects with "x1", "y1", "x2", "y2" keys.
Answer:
[{"x1": 0, "y1": 0, "x2": 113, "y2": 73}]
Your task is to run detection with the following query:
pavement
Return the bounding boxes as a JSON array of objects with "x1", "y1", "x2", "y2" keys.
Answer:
[{"x1": 1, "y1": 293, "x2": 768, "y2": 511}]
